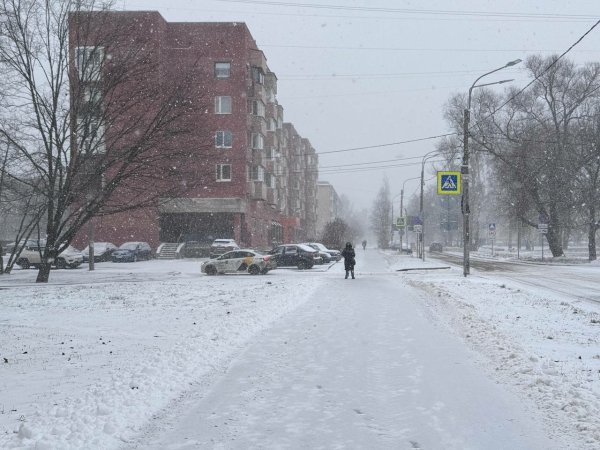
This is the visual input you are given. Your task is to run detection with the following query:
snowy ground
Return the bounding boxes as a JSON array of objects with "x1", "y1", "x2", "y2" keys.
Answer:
[{"x1": 0, "y1": 252, "x2": 599, "y2": 449}]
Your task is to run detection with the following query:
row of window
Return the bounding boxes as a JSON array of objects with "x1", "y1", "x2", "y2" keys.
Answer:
[
  {"x1": 214, "y1": 131, "x2": 280, "y2": 158},
  {"x1": 215, "y1": 164, "x2": 277, "y2": 187}
]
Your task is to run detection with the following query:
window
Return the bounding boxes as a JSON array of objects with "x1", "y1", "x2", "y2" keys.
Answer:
[
  {"x1": 266, "y1": 146, "x2": 275, "y2": 159},
  {"x1": 76, "y1": 46, "x2": 104, "y2": 81},
  {"x1": 251, "y1": 133, "x2": 264, "y2": 150},
  {"x1": 251, "y1": 165, "x2": 265, "y2": 182},
  {"x1": 265, "y1": 172, "x2": 276, "y2": 188},
  {"x1": 216, "y1": 164, "x2": 232, "y2": 181},
  {"x1": 267, "y1": 118, "x2": 276, "y2": 131},
  {"x1": 252, "y1": 67, "x2": 265, "y2": 84},
  {"x1": 77, "y1": 117, "x2": 105, "y2": 154},
  {"x1": 277, "y1": 117, "x2": 283, "y2": 129},
  {"x1": 252, "y1": 100, "x2": 265, "y2": 117},
  {"x1": 215, "y1": 96, "x2": 232, "y2": 114},
  {"x1": 215, "y1": 130, "x2": 233, "y2": 148},
  {"x1": 267, "y1": 89, "x2": 276, "y2": 103},
  {"x1": 215, "y1": 62, "x2": 231, "y2": 79}
]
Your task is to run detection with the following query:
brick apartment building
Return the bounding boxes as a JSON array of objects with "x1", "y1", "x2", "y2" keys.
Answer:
[{"x1": 71, "y1": 11, "x2": 319, "y2": 250}]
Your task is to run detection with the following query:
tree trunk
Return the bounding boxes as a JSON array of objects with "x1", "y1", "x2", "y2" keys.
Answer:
[
  {"x1": 589, "y1": 205, "x2": 597, "y2": 262},
  {"x1": 0, "y1": 244, "x2": 4, "y2": 274},
  {"x1": 36, "y1": 262, "x2": 52, "y2": 283},
  {"x1": 546, "y1": 226, "x2": 564, "y2": 257},
  {"x1": 546, "y1": 206, "x2": 564, "y2": 257}
]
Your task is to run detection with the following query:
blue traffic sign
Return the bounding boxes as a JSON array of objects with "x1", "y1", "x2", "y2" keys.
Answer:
[
  {"x1": 539, "y1": 215, "x2": 549, "y2": 224},
  {"x1": 437, "y1": 172, "x2": 461, "y2": 195},
  {"x1": 489, "y1": 222, "x2": 496, "y2": 231}
]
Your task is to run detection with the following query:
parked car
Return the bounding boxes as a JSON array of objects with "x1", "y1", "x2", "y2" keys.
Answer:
[
  {"x1": 301, "y1": 244, "x2": 331, "y2": 264},
  {"x1": 15, "y1": 244, "x2": 82, "y2": 269},
  {"x1": 303, "y1": 242, "x2": 342, "y2": 261},
  {"x1": 268, "y1": 244, "x2": 319, "y2": 269},
  {"x1": 82, "y1": 242, "x2": 117, "y2": 262},
  {"x1": 15, "y1": 245, "x2": 51, "y2": 269},
  {"x1": 429, "y1": 242, "x2": 443, "y2": 252},
  {"x1": 55, "y1": 246, "x2": 84, "y2": 269},
  {"x1": 201, "y1": 250, "x2": 276, "y2": 275},
  {"x1": 210, "y1": 239, "x2": 240, "y2": 258},
  {"x1": 111, "y1": 242, "x2": 153, "y2": 262}
]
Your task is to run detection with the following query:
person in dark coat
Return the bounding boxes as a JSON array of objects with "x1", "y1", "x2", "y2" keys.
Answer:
[
  {"x1": 341, "y1": 242, "x2": 356, "y2": 279},
  {"x1": 362, "y1": 240, "x2": 367, "y2": 250}
]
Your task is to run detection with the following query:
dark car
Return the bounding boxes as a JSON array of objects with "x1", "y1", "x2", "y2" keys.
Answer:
[
  {"x1": 82, "y1": 242, "x2": 117, "y2": 262},
  {"x1": 269, "y1": 244, "x2": 318, "y2": 269},
  {"x1": 429, "y1": 242, "x2": 443, "y2": 252},
  {"x1": 111, "y1": 242, "x2": 153, "y2": 262}
]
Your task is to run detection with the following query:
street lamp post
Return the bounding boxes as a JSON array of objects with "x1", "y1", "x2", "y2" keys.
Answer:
[
  {"x1": 400, "y1": 176, "x2": 420, "y2": 252},
  {"x1": 391, "y1": 192, "x2": 403, "y2": 248},
  {"x1": 462, "y1": 59, "x2": 521, "y2": 276},
  {"x1": 420, "y1": 150, "x2": 440, "y2": 261}
]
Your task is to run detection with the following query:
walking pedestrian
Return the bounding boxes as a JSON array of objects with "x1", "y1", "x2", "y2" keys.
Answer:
[
  {"x1": 362, "y1": 240, "x2": 367, "y2": 250},
  {"x1": 342, "y1": 242, "x2": 356, "y2": 279}
]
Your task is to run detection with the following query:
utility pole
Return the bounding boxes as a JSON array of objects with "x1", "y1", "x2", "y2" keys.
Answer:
[{"x1": 462, "y1": 59, "x2": 520, "y2": 277}]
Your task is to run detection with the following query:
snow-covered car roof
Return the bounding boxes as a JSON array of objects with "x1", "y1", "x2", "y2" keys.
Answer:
[{"x1": 296, "y1": 244, "x2": 317, "y2": 252}]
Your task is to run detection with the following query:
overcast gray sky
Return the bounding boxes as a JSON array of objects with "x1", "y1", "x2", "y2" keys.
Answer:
[{"x1": 123, "y1": 0, "x2": 600, "y2": 211}]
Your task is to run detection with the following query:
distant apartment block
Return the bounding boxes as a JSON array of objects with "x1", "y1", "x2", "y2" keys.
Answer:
[
  {"x1": 70, "y1": 11, "x2": 319, "y2": 249},
  {"x1": 316, "y1": 181, "x2": 340, "y2": 236}
]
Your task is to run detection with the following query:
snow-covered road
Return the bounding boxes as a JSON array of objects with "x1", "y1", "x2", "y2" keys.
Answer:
[{"x1": 125, "y1": 251, "x2": 560, "y2": 450}]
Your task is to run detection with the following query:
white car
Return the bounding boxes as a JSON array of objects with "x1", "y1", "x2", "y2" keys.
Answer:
[
  {"x1": 201, "y1": 250, "x2": 276, "y2": 275},
  {"x1": 15, "y1": 245, "x2": 83, "y2": 269},
  {"x1": 209, "y1": 239, "x2": 240, "y2": 258},
  {"x1": 55, "y1": 246, "x2": 84, "y2": 269}
]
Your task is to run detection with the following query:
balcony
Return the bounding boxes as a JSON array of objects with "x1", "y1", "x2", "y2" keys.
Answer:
[
  {"x1": 252, "y1": 181, "x2": 267, "y2": 201},
  {"x1": 252, "y1": 149, "x2": 265, "y2": 167},
  {"x1": 267, "y1": 187, "x2": 278, "y2": 207},
  {"x1": 248, "y1": 82, "x2": 266, "y2": 103}
]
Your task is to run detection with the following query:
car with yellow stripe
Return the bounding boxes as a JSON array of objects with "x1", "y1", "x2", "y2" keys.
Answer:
[{"x1": 201, "y1": 250, "x2": 276, "y2": 276}]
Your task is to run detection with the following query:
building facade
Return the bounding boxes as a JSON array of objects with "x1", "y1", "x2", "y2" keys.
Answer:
[
  {"x1": 71, "y1": 11, "x2": 319, "y2": 250},
  {"x1": 316, "y1": 181, "x2": 340, "y2": 237}
]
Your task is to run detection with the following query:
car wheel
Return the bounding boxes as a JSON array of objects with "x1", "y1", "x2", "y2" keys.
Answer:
[
  {"x1": 18, "y1": 258, "x2": 30, "y2": 269},
  {"x1": 297, "y1": 261, "x2": 307, "y2": 270},
  {"x1": 205, "y1": 265, "x2": 217, "y2": 276},
  {"x1": 69, "y1": 263, "x2": 79, "y2": 269},
  {"x1": 56, "y1": 258, "x2": 66, "y2": 269},
  {"x1": 248, "y1": 265, "x2": 261, "y2": 275},
  {"x1": 261, "y1": 268, "x2": 269, "y2": 275}
]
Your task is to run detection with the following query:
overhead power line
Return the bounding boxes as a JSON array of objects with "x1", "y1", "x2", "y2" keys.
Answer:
[
  {"x1": 130, "y1": 3, "x2": 598, "y2": 23},
  {"x1": 261, "y1": 44, "x2": 599, "y2": 53},
  {"x1": 212, "y1": 1, "x2": 599, "y2": 21},
  {"x1": 475, "y1": 19, "x2": 600, "y2": 127},
  {"x1": 317, "y1": 134, "x2": 456, "y2": 156},
  {"x1": 314, "y1": 19, "x2": 600, "y2": 159}
]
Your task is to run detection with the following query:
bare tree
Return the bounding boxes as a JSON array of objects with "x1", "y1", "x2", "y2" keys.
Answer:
[
  {"x1": 442, "y1": 55, "x2": 600, "y2": 258},
  {"x1": 0, "y1": 0, "x2": 213, "y2": 282},
  {"x1": 369, "y1": 177, "x2": 391, "y2": 249}
]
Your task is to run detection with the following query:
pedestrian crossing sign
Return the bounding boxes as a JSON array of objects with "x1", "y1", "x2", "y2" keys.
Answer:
[
  {"x1": 395, "y1": 216, "x2": 406, "y2": 227},
  {"x1": 437, "y1": 171, "x2": 461, "y2": 195}
]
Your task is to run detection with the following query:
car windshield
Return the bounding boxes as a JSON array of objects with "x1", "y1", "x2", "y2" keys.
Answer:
[
  {"x1": 120, "y1": 243, "x2": 138, "y2": 250},
  {"x1": 297, "y1": 244, "x2": 316, "y2": 252}
]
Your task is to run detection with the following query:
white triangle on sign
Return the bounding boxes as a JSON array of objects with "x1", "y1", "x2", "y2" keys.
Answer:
[{"x1": 442, "y1": 176, "x2": 457, "y2": 190}]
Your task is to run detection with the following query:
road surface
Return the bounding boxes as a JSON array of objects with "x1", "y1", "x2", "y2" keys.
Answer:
[{"x1": 124, "y1": 250, "x2": 560, "y2": 450}]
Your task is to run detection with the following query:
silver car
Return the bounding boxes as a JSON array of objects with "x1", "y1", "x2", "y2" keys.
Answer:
[{"x1": 201, "y1": 250, "x2": 276, "y2": 275}]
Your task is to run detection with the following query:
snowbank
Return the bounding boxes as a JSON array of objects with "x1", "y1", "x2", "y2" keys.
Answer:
[{"x1": 399, "y1": 258, "x2": 600, "y2": 448}]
